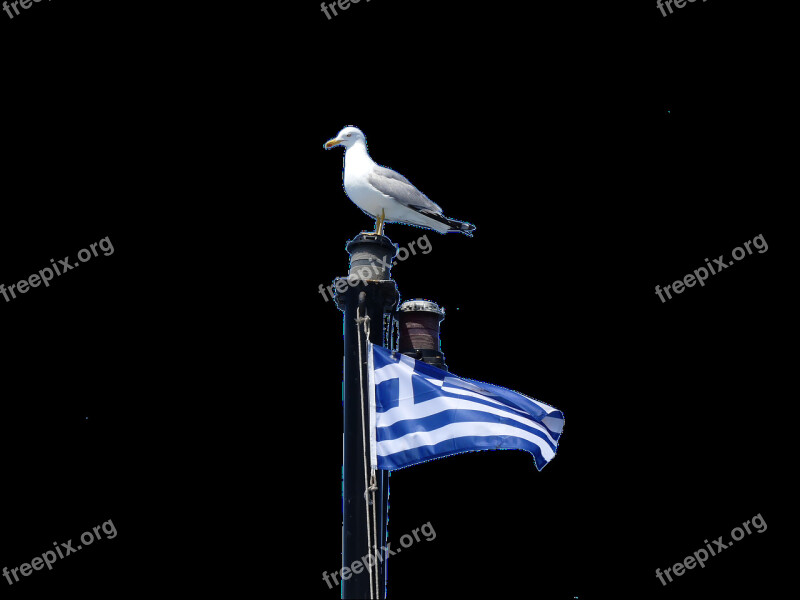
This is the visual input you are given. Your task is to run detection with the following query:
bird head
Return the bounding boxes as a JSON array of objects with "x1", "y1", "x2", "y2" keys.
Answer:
[{"x1": 324, "y1": 126, "x2": 365, "y2": 150}]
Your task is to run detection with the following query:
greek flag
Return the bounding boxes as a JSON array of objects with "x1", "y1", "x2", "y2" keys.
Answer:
[{"x1": 368, "y1": 344, "x2": 564, "y2": 471}]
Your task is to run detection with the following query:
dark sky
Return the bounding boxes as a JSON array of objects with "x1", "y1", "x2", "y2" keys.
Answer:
[{"x1": 1, "y1": 1, "x2": 786, "y2": 598}]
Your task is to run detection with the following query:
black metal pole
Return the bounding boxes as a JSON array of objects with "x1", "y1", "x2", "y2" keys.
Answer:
[{"x1": 336, "y1": 233, "x2": 398, "y2": 599}]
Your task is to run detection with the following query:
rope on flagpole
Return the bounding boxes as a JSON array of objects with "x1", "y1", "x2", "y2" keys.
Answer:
[
  {"x1": 362, "y1": 308, "x2": 381, "y2": 600},
  {"x1": 356, "y1": 301, "x2": 376, "y2": 599},
  {"x1": 368, "y1": 469, "x2": 379, "y2": 599}
]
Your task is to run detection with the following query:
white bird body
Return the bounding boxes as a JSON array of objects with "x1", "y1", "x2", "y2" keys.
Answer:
[
  {"x1": 342, "y1": 142, "x2": 389, "y2": 219},
  {"x1": 325, "y1": 126, "x2": 475, "y2": 235}
]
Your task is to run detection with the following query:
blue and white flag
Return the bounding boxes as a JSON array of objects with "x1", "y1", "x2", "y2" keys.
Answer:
[{"x1": 368, "y1": 344, "x2": 564, "y2": 471}]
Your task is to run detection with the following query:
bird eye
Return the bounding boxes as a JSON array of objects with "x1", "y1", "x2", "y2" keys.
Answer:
[{"x1": 346, "y1": 133, "x2": 352, "y2": 137}]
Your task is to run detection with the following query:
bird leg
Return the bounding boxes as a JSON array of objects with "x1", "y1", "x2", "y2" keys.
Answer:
[{"x1": 374, "y1": 209, "x2": 386, "y2": 236}]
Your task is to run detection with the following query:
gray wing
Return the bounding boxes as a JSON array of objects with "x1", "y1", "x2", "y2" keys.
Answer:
[{"x1": 368, "y1": 165, "x2": 443, "y2": 214}]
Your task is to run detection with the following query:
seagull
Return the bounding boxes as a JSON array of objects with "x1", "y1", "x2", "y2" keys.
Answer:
[{"x1": 324, "y1": 126, "x2": 475, "y2": 236}]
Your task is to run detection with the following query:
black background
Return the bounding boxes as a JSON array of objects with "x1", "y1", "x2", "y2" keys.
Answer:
[{"x1": 1, "y1": 0, "x2": 788, "y2": 598}]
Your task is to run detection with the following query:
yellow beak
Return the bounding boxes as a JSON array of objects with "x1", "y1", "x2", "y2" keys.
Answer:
[{"x1": 324, "y1": 138, "x2": 342, "y2": 149}]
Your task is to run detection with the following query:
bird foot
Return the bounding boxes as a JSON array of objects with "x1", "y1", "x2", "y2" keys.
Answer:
[{"x1": 373, "y1": 209, "x2": 386, "y2": 236}]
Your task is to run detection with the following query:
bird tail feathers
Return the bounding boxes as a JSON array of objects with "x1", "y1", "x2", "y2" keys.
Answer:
[
  {"x1": 418, "y1": 209, "x2": 476, "y2": 236},
  {"x1": 446, "y1": 218, "x2": 476, "y2": 236}
]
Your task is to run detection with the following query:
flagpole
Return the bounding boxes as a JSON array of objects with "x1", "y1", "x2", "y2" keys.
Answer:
[{"x1": 335, "y1": 232, "x2": 398, "y2": 599}]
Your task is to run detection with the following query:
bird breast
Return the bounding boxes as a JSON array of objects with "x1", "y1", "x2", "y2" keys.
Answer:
[{"x1": 344, "y1": 153, "x2": 385, "y2": 217}]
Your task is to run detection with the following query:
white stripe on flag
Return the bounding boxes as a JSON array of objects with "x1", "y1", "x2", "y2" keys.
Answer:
[
  {"x1": 378, "y1": 395, "x2": 558, "y2": 447},
  {"x1": 440, "y1": 384, "x2": 532, "y2": 419},
  {"x1": 376, "y1": 421, "x2": 556, "y2": 462},
  {"x1": 368, "y1": 342, "x2": 377, "y2": 470},
  {"x1": 373, "y1": 357, "x2": 418, "y2": 410},
  {"x1": 372, "y1": 357, "x2": 413, "y2": 385}
]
